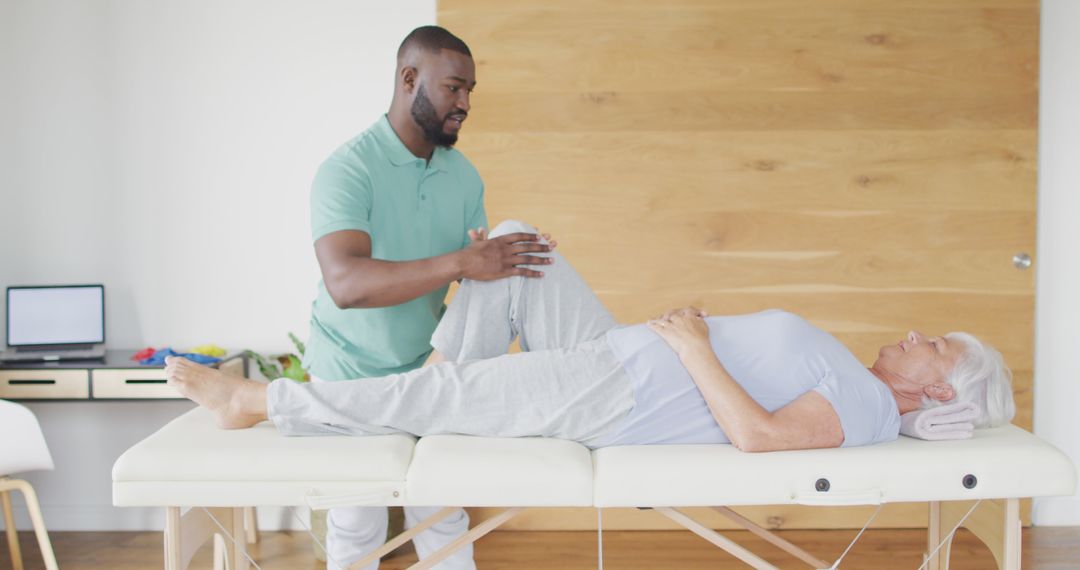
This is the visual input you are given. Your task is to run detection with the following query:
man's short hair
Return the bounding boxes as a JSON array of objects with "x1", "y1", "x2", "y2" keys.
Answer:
[{"x1": 398, "y1": 26, "x2": 472, "y2": 59}]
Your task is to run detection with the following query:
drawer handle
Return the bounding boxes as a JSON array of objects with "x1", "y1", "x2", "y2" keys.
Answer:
[
  {"x1": 8, "y1": 379, "x2": 56, "y2": 385},
  {"x1": 125, "y1": 379, "x2": 167, "y2": 385}
]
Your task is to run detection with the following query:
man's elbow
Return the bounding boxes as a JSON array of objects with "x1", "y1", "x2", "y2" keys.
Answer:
[{"x1": 325, "y1": 279, "x2": 367, "y2": 309}]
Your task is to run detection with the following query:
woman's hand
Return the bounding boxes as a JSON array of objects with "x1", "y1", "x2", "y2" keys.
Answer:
[{"x1": 646, "y1": 306, "x2": 712, "y2": 358}]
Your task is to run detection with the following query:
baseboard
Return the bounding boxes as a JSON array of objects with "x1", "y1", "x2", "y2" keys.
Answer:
[{"x1": 1033, "y1": 495, "x2": 1080, "y2": 526}]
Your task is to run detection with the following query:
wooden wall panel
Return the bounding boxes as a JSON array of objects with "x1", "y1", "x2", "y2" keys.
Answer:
[{"x1": 440, "y1": 0, "x2": 1038, "y2": 529}]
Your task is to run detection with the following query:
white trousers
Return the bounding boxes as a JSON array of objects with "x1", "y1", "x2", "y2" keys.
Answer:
[{"x1": 325, "y1": 505, "x2": 473, "y2": 570}]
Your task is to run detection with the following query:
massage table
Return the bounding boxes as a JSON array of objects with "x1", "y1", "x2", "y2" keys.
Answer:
[{"x1": 113, "y1": 407, "x2": 1076, "y2": 569}]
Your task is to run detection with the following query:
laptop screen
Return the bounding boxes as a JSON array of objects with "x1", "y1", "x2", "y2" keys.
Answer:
[{"x1": 6, "y1": 285, "x2": 105, "y2": 347}]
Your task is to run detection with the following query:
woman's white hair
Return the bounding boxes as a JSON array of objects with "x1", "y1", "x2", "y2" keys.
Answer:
[{"x1": 922, "y1": 332, "x2": 1016, "y2": 428}]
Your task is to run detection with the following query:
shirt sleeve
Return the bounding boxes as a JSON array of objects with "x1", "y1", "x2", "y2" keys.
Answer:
[
  {"x1": 310, "y1": 156, "x2": 373, "y2": 243},
  {"x1": 812, "y1": 370, "x2": 890, "y2": 448}
]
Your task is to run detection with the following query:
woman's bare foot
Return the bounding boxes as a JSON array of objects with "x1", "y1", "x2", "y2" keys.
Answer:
[{"x1": 165, "y1": 356, "x2": 268, "y2": 429}]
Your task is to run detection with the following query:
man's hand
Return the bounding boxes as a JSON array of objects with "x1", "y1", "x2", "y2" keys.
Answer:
[
  {"x1": 466, "y1": 227, "x2": 558, "y2": 247},
  {"x1": 647, "y1": 306, "x2": 711, "y2": 357},
  {"x1": 458, "y1": 228, "x2": 555, "y2": 281}
]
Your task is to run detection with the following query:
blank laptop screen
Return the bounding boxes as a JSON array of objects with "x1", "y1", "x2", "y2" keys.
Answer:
[{"x1": 7, "y1": 286, "x2": 105, "y2": 346}]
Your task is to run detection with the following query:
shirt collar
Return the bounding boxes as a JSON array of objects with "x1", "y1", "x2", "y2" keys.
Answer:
[
  {"x1": 375, "y1": 114, "x2": 449, "y2": 172},
  {"x1": 428, "y1": 146, "x2": 450, "y2": 173},
  {"x1": 375, "y1": 115, "x2": 420, "y2": 167}
]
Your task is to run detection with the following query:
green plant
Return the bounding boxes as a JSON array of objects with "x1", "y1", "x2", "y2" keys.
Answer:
[{"x1": 244, "y1": 332, "x2": 309, "y2": 382}]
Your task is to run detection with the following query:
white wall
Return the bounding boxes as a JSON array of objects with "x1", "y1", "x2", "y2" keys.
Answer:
[
  {"x1": 1, "y1": 0, "x2": 435, "y2": 530},
  {"x1": 1033, "y1": 0, "x2": 1080, "y2": 526}
]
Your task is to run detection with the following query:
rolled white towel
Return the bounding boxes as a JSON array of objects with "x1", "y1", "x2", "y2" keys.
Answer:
[{"x1": 899, "y1": 401, "x2": 979, "y2": 441}]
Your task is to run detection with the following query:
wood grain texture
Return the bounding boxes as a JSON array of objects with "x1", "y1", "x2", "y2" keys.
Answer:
[
  {"x1": 439, "y1": 0, "x2": 1038, "y2": 529},
  {"x1": 446, "y1": 7, "x2": 1037, "y2": 96},
  {"x1": 465, "y1": 131, "x2": 1036, "y2": 211},
  {"x1": 5, "y1": 527, "x2": 1078, "y2": 569}
]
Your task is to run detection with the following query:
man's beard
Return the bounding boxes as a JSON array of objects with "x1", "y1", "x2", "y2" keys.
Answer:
[{"x1": 411, "y1": 84, "x2": 459, "y2": 147}]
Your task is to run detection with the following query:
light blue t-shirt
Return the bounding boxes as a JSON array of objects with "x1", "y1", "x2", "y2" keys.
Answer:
[{"x1": 599, "y1": 310, "x2": 900, "y2": 448}]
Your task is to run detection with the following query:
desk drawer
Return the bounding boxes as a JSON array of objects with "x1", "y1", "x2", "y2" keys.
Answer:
[
  {"x1": 92, "y1": 369, "x2": 180, "y2": 399},
  {"x1": 0, "y1": 370, "x2": 90, "y2": 399}
]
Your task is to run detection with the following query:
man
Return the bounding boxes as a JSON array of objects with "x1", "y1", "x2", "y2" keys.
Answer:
[{"x1": 305, "y1": 27, "x2": 551, "y2": 570}]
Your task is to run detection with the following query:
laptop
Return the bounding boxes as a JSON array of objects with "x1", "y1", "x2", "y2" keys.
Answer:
[{"x1": 1, "y1": 284, "x2": 107, "y2": 362}]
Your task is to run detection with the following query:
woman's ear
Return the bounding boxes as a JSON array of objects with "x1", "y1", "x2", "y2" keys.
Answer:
[{"x1": 924, "y1": 382, "x2": 956, "y2": 402}]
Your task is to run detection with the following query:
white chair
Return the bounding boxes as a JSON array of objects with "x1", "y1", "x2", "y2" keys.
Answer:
[{"x1": 0, "y1": 400, "x2": 58, "y2": 570}]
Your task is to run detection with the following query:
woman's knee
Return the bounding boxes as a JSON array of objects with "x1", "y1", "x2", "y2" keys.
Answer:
[{"x1": 489, "y1": 219, "x2": 538, "y2": 238}]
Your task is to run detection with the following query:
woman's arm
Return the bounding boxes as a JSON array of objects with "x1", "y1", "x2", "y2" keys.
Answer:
[{"x1": 648, "y1": 308, "x2": 843, "y2": 452}]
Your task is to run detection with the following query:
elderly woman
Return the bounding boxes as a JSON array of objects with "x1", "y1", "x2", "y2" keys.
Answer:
[{"x1": 168, "y1": 221, "x2": 1015, "y2": 452}]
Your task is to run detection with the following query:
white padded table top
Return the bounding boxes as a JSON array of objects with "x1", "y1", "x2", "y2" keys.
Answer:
[
  {"x1": 406, "y1": 435, "x2": 593, "y2": 507},
  {"x1": 113, "y1": 408, "x2": 415, "y2": 507},
  {"x1": 593, "y1": 425, "x2": 1077, "y2": 507},
  {"x1": 113, "y1": 408, "x2": 595, "y2": 508},
  {"x1": 114, "y1": 409, "x2": 1075, "y2": 511}
]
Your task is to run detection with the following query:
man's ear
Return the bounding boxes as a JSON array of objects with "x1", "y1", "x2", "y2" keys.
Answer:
[
  {"x1": 924, "y1": 382, "x2": 956, "y2": 402},
  {"x1": 400, "y1": 66, "x2": 418, "y2": 94}
]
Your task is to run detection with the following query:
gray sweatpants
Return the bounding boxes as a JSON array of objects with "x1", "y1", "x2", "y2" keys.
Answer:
[{"x1": 268, "y1": 220, "x2": 635, "y2": 448}]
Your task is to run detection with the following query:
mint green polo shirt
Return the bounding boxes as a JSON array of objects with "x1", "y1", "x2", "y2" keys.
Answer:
[{"x1": 304, "y1": 115, "x2": 487, "y2": 381}]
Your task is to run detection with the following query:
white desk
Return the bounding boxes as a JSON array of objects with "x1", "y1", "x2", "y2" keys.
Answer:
[{"x1": 0, "y1": 351, "x2": 246, "y2": 400}]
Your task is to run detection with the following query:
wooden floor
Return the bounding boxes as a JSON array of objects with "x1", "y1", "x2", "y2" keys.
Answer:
[{"x1": 3, "y1": 527, "x2": 1079, "y2": 569}]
